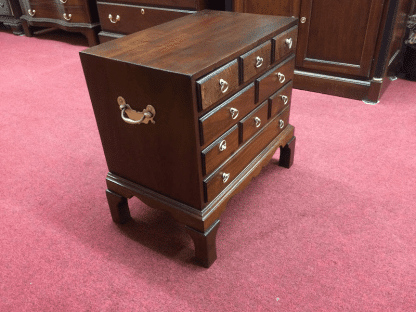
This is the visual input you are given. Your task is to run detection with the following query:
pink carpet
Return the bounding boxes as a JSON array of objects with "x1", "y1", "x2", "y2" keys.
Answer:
[{"x1": 1, "y1": 29, "x2": 415, "y2": 311}]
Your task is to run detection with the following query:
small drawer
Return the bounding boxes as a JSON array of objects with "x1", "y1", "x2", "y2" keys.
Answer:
[
  {"x1": 97, "y1": 2, "x2": 193, "y2": 34},
  {"x1": 201, "y1": 125, "x2": 239, "y2": 176},
  {"x1": 59, "y1": 8, "x2": 91, "y2": 23},
  {"x1": 196, "y1": 60, "x2": 239, "y2": 111},
  {"x1": 239, "y1": 41, "x2": 272, "y2": 83},
  {"x1": 269, "y1": 81, "x2": 292, "y2": 118},
  {"x1": 25, "y1": 5, "x2": 59, "y2": 20},
  {"x1": 275, "y1": 106, "x2": 290, "y2": 138},
  {"x1": 238, "y1": 100, "x2": 269, "y2": 144},
  {"x1": 199, "y1": 83, "x2": 255, "y2": 147},
  {"x1": 256, "y1": 55, "x2": 295, "y2": 104},
  {"x1": 273, "y1": 26, "x2": 298, "y2": 63}
]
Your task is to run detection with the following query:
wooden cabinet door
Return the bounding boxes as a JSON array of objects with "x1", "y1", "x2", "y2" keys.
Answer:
[{"x1": 296, "y1": 0, "x2": 385, "y2": 77}]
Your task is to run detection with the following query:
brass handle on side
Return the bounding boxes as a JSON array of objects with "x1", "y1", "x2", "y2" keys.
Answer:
[
  {"x1": 277, "y1": 72, "x2": 285, "y2": 84},
  {"x1": 117, "y1": 96, "x2": 156, "y2": 125},
  {"x1": 281, "y1": 95, "x2": 289, "y2": 105},
  {"x1": 28, "y1": 9, "x2": 36, "y2": 16},
  {"x1": 63, "y1": 13, "x2": 72, "y2": 21},
  {"x1": 255, "y1": 56, "x2": 264, "y2": 68},
  {"x1": 229, "y1": 107, "x2": 239, "y2": 119},
  {"x1": 109, "y1": 14, "x2": 120, "y2": 23},
  {"x1": 219, "y1": 79, "x2": 229, "y2": 93}
]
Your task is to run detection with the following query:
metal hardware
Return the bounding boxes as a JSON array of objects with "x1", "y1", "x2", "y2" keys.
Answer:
[
  {"x1": 63, "y1": 13, "x2": 72, "y2": 21},
  {"x1": 229, "y1": 107, "x2": 239, "y2": 119},
  {"x1": 141, "y1": 8, "x2": 145, "y2": 14},
  {"x1": 254, "y1": 117, "x2": 261, "y2": 128},
  {"x1": 219, "y1": 79, "x2": 229, "y2": 93},
  {"x1": 279, "y1": 120, "x2": 284, "y2": 129},
  {"x1": 255, "y1": 56, "x2": 264, "y2": 68},
  {"x1": 108, "y1": 14, "x2": 120, "y2": 23},
  {"x1": 117, "y1": 96, "x2": 156, "y2": 125},
  {"x1": 59, "y1": 0, "x2": 68, "y2": 3},
  {"x1": 219, "y1": 140, "x2": 227, "y2": 151},
  {"x1": 277, "y1": 72, "x2": 285, "y2": 83},
  {"x1": 301, "y1": 17, "x2": 306, "y2": 23},
  {"x1": 222, "y1": 172, "x2": 230, "y2": 183},
  {"x1": 285, "y1": 38, "x2": 293, "y2": 49},
  {"x1": 281, "y1": 95, "x2": 289, "y2": 105},
  {"x1": 28, "y1": 9, "x2": 36, "y2": 16}
]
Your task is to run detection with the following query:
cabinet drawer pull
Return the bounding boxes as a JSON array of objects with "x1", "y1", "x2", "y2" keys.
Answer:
[
  {"x1": 255, "y1": 56, "x2": 264, "y2": 68},
  {"x1": 141, "y1": 8, "x2": 145, "y2": 14},
  {"x1": 117, "y1": 96, "x2": 156, "y2": 125},
  {"x1": 222, "y1": 172, "x2": 230, "y2": 183},
  {"x1": 279, "y1": 119, "x2": 285, "y2": 129},
  {"x1": 254, "y1": 117, "x2": 261, "y2": 128},
  {"x1": 219, "y1": 79, "x2": 229, "y2": 93},
  {"x1": 108, "y1": 14, "x2": 120, "y2": 23},
  {"x1": 219, "y1": 140, "x2": 227, "y2": 151},
  {"x1": 281, "y1": 95, "x2": 289, "y2": 105},
  {"x1": 301, "y1": 17, "x2": 306, "y2": 23},
  {"x1": 277, "y1": 72, "x2": 285, "y2": 84},
  {"x1": 229, "y1": 107, "x2": 239, "y2": 119},
  {"x1": 285, "y1": 38, "x2": 293, "y2": 49},
  {"x1": 28, "y1": 9, "x2": 36, "y2": 16},
  {"x1": 60, "y1": 0, "x2": 68, "y2": 3},
  {"x1": 63, "y1": 13, "x2": 72, "y2": 21}
]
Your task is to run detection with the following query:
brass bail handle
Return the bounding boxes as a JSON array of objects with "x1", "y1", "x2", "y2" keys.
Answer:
[{"x1": 117, "y1": 96, "x2": 156, "y2": 125}]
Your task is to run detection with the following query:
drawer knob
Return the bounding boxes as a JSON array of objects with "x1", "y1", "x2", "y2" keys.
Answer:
[
  {"x1": 219, "y1": 140, "x2": 227, "y2": 151},
  {"x1": 277, "y1": 72, "x2": 285, "y2": 84},
  {"x1": 301, "y1": 17, "x2": 306, "y2": 23},
  {"x1": 281, "y1": 95, "x2": 289, "y2": 105},
  {"x1": 219, "y1": 79, "x2": 229, "y2": 93},
  {"x1": 117, "y1": 96, "x2": 156, "y2": 125},
  {"x1": 222, "y1": 172, "x2": 230, "y2": 183},
  {"x1": 63, "y1": 13, "x2": 72, "y2": 21},
  {"x1": 279, "y1": 119, "x2": 285, "y2": 129},
  {"x1": 109, "y1": 14, "x2": 120, "y2": 24},
  {"x1": 254, "y1": 117, "x2": 261, "y2": 128},
  {"x1": 28, "y1": 9, "x2": 36, "y2": 16},
  {"x1": 141, "y1": 8, "x2": 145, "y2": 14},
  {"x1": 255, "y1": 56, "x2": 264, "y2": 68},
  {"x1": 285, "y1": 38, "x2": 293, "y2": 49},
  {"x1": 60, "y1": 0, "x2": 68, "y2": 3},
  {"x1": 229, "y1": 107, "x2": 239, "y2": 119}
]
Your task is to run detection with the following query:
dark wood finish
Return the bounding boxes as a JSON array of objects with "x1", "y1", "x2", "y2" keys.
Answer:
[
  {"x1": 279, "y1": 135, "x2": 296, "y2": 168},
  {"x1": 106, "y1": 189, "x2": 131, "y2": 224},
  {"x1": 269, "y1": 81, "x2": 292, "y2": 118},
  {"x1": 240, "y1": 41, "x2": 272, "y2": 83},
  {"x1": 273, "y1": 26, "x2": 298, "y2": 63},
  {"x1": 233, "y1": 0, "x2": 301, "y2": 17},
  {"x1": 0, "y1": 0, "x2": 24, "y2": 35},
  {"x1": 238, "y1": 99, "x2": 268, "y2": 144},
  {"x1": 80, "y1": 11, "x2": 297, "y2": 267}
]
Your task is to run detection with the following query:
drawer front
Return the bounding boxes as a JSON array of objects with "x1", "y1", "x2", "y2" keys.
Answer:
[
  {"x1": 240, "y1": 41, "x2": 272, "y2": 83},
  {"x1": 199, "y1": 83, "x2": 255, "y2": 147},
  {"x1": 238, "y1": 99, "x2": 269, "y2": 144},
  {"x1": 98, "y1": 2, "x2": 194, "y2": 34},
  {"x1": 201, "y1": 125, "x2": 239, "y2": 176},
  {"x1": 26, "y1": 4, "x2": 90, "y2": 23},
  {"x1": 257, "y1": 55, "x2": 295, "y2": 104},
  {"x1": 204, "y1": 106, "x2": 290, "y2": 202},
  {"x1": 196, "y1": 60, "x2": 239, "y2": 111},
  {"x1": 273, "y1": 26, "x2": 298, "y2": 63},
  {"x1": 269, "y1": 81, "x2": 292, "y2": 118}
]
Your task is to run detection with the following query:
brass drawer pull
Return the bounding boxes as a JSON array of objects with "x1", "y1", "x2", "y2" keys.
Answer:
[
  {"x1": 255, "y1": 56, "x2": 264, "y2": 68},
  {"x1": 279, "y1": 119, "x2": 285, "y2": 129},
  {"x1": 254, "y1": 117, "x2": 261, "y2": 128},
  {"x1": 109, "y1": 14, "x2": 120, "y2": 23},
  {"x1": 60, "y1": 0, "x2": 68, "y2": 3},
  {"x1": 141, "y1": 8, "x2": 145, "y2": 14},
  {"x1": 219, "y1": 140, "x2": 227, "y2": 151},
  {"x1": 222, "y1": 172, "x2": 230, "y2": 183},
  {"x1": 63, "y1": 13, "x2": 72, "y2": 21},
  {"x1": 281, "y1": 95, "x2": 289, "y2": 105},
  {"x1": 219, "y1": 79, "x2": 229, "y2": 93},
  {"x1": 277, "y1": 72, "x2": 285, "y2": 84},
  {"x1": 28, "y1": 9, "x2": 36, "y2": 16},
  {"x1": 229, "y1": 107, "x2": 239, "y2": 119},
  {"x1": 117, "y1": 96, "x2": 156, "y2": 125},
  {"x1": 285, "y1": 38, "x2": 293, "y2": 49},
  {"x1": 301, "y1": 17, "x2": 306, "y2": 23}
]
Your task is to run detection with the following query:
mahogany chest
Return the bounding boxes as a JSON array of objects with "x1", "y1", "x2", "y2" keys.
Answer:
[{"x1": 80, "y1": 10, "x2": 298, "y2": 267}]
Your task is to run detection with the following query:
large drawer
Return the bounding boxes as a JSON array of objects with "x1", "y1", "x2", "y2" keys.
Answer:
[
  {"x1": 203, "y1": 106, "x2": 290, "y2": 202},
  {"x1": 26, "y1": 3, "x2": 91, "y2": 23},
  {"x1": 97, "y1": 2, "x2": 194, "y2": 34}
]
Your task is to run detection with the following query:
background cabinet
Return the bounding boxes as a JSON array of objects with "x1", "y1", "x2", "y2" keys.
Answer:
[
  {"x1": 0, "y1": 0, "x2": 23, "y2": 34},
  {"x1": 233, "y1": 0, "x2": 414, "y2": 103}
]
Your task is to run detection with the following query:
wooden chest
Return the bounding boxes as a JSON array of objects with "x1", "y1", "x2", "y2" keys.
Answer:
[{"x1": 80, "y1": 10, "x2": 298, "y2": 267}]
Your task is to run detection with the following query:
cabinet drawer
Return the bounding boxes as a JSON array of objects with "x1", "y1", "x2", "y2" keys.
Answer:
[
  {"x1": 199, "y1": 83, "x2": 255, "y2": 147},
  {"x1": 273, "y1": 26, "x2": 298, "y2": 63},
  {"x1": 269, "y1": 81, "x2": 292, "y2": 118},
  {"x1": 204, "y1": 106, "x2": 290, "y2": 202},
  {"x1": 97, "y1": 2, "x2": 194, "y2": 34},
  {"x1": 239, "y1": 41, "x2": 272, "y2": 83},
  {"x1": 197, "y1": 60, "x2": 239, "y2": 111},
  {"x1": 256, "y1": 55, "x2": 295, "y2": 103},
  {"x1": 238, "y1": 99, "x2": 269, "y2": 144},
  {"x1": 201, "y1": 125, "x2": 239, "y2": 176},
  {"x1": 26, "y1": 4, "x2": 91, "y2": 23}
]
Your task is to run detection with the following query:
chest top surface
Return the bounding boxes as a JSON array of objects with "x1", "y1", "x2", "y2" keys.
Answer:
[{"x1": 82, "y1": 10, "x2": 297, "y2": 77}]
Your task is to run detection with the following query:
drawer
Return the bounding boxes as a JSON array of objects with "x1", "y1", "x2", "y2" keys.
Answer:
[
  {"x1": 204, "y1": 106, "x2": 290, "y2": 202},
  {"x1": 201, "y1": 125, "x2": 239, "y2": 176},
  {"x1": 273, "y1": 26, "x2": 298, "y2": 63},
  {"x1": 238, "y1": 99, "x2": 269, "y2": 144},
  {"x1": 239, "y1": 41, "x2": 272, "y2": 83},
  {"x1": 26, "y1": 4, "x2": 91, "y2": 23},
  {"x1": 196, "y1": 60, "x2": 239, "y2": 111},
  {"x1": 97, "y1": 2, "x2": 194, "y2": 34},
  {"x1": 256, "y1": 55, "x2": 295, "y2": 104},
  {"x1": 269, "y1": 81, "x2": 292, "y2": 118},
  {"x1": 199, "y1": 83, "x2": 255, "y2": 147}
]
